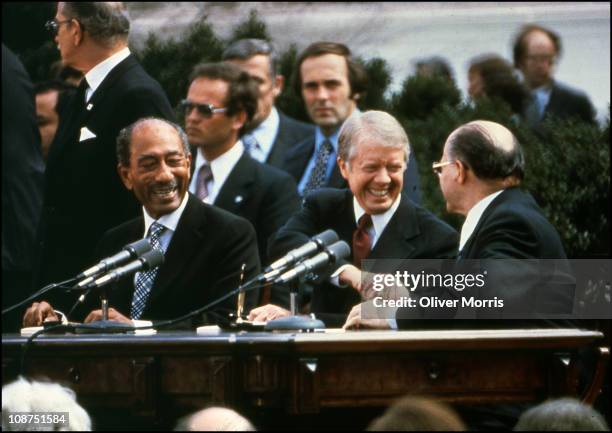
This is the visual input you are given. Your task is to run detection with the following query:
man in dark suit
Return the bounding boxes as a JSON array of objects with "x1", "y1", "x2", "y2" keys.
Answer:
[
  {"x1": 2, "y1": 44, "x2": 45, "y2": 332},
  {"x1": 283, "y1": 42, "x2": 422, "y2": 204},
  {"x1": 513, "y1": 24, "x2": 596, "y2": 131},
  {"x1": 23, "y1": 118, "x2": 259, "y2": 327},
  {"x1": 249, "y1": 111, "x2": 457, "y2": 326},
  {"x1": 36, "y1": 2, "x2": 175, "y2": 297},
  {"x1": 184, "y1": 62, "x2": 300, "y2": 268},
  {"x1": 344, "y1": 119, "x2": 572, "y2": 329},
  {"x1": 222, "y1": 38, "x2": 314, "y2": 168}
]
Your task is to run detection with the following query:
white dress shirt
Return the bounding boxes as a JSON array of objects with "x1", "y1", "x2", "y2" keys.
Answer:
[
  {"x1": 459, "y1": 190, "x2": 504, "y2": 252},
  {"x1": 188, "y1": 141, "x2": 245, "y2": 204},
  {"x1": 244, "y1": 107, "x2": 280, "y2": 163},
  {"x1": 134, "y1": 192, "x2": 189, "y2": 286},
  {"x1": 84, "y1": 47, "x2": 131, "y2": 102}
]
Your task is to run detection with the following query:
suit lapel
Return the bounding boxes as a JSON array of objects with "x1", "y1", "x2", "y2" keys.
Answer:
[
  {"x1": 370, "y1": 195, "x2": 418, "y2": 259},
  {"x1": 81, "y1": 55, "x2": 137, "y2": 124},
  {"x1": 283, "y1": 137, "x2": 314, "y2": 182},
  {"x1": 459, "y1": 188, "x2": 516, "y2": 259},
  {"x1": 214, "y1": 152, "x2": 255, "y2": 213},
  {"x1": 146, "y1": 195, "x2": 205, "y2": 305}
]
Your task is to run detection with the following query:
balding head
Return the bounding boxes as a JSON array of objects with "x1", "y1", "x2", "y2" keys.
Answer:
[
  {"x1": 446, "y1": 120, "x2": 524, "y2": 181},
  {"x1": 175, "y1": 407, "x2": 255, "y2": 431}
]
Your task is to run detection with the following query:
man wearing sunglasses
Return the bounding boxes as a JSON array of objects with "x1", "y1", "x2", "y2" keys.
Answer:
[
  {"x1": 222, "y1": 38, "x2": 314, "y2": 170},
  {"x1": 184, "y1": 62, "x2": 300, "y2": 283},
  {"x1": 35, "y1": 2, "x2": 175, "y2": 303}
]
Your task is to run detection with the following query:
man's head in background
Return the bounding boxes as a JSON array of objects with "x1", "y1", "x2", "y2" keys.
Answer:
[
  {"x1": 293, "y1": 41, "x2": 367, "y2": 136},
  {"x1": 34, "y1": 80, "x2": 76, "y2": 160},
  {"x1": 513, "y1": 24, "x2": 561, "y2": 90},
  {"x1": 222, "y1": 38, "x2": 283, "y2": 129}
]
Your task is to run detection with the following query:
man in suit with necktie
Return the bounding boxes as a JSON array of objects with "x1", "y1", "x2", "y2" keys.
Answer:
[
  {"x1": 222, "y1": 38, "x2": 314, "y2": 169},
  {"x1": 249, "y1": 111, "x2": 457, "y2": 326},
  {"x1": 23, "y1": 118, "x2": 260, "y2": 327},
  {"x1": 283, "y1": 42, "x2": 422, "y2": 204},
  {"x1": 35, "y1": 3, "x2": 175, "y2": 301},
  {"x1": 513, "y1": 24, "x2": 596, "y2": 132},
  {"x1": 344, "y1": 119, "x2": 572, "y2": 329},
  {"x1": 183, "y1": 62, "x2": 300, "y2": 269}
]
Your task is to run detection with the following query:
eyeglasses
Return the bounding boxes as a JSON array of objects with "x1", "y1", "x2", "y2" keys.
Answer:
[
  {"x1": 432, "y1": 160, "x2": 455, "y2": 175},
  {"x1": 44, "y1": 19, "x2": 73, "y2": 36},
  {"x1": 526, "y1": 54, "x2": 556, "y2": 65},
  {"x1": 179, "y1": 100, "x2": 227, "y2": 118}
]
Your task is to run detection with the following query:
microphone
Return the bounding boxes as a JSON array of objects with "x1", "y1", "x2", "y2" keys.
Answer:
[
  {"x1": 81, "y1": 249, "x2": 165, "y2": 290},
  {"x1": 76, "y1": 238, "x2": 152, "y2": 281},
  {"x1": 265, "y1": 229, "x2": 339, "y2": 274},
  {"x1": 275, "y1": 240, "x2": 350, "y2": 284}
]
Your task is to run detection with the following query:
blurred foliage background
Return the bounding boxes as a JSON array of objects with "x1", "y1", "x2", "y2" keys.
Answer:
[{"x1": 3, "y1": 4, "x2": 609, "y2": 258}]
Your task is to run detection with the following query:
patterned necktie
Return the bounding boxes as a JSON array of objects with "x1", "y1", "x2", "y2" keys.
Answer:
[
  {"x1": 352, "y1": 214, "x2": 372, "y2": 267},
  {"x1": 303, "y1": 139, "x2": 333, "y2": 196},
  {"x1": 195, "y1": 163, "x2": 213, "y2": 201},
  {"x1": 131, "y1": 222, "x2": 165, "y2": 319}
]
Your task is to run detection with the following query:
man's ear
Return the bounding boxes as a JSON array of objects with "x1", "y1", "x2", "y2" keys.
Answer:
[
  {"x1": 117, "y1": 164, "x2": 133, "y2": 190},
  {"x1": 273, "y1": 74, "x2": 284, "y2": 98},
  {"x1": 71, "y1": 18, "x2": 85, "y2": 46},
  {"x1": 456, "y1": 161, "x2": 468, "y2": 184},
  {"x1": 185, "y1": 152, "x2": 192, "y2": 181},
  {"x1": 338, "y1": 156, "x2": 350, "y2": 181},
  {"x1": 233, "y1": 110, "x2": 248, "y2": 133}
]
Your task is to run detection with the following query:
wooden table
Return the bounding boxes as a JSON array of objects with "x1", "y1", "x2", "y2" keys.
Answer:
[{"x1": 2, "y1": 328, "x2": 608, "y2": 430}]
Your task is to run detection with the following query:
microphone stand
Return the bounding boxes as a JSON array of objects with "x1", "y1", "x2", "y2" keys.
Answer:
[
  {"x1": 265, "y1": 276, "x2": 325, "y2": 332},
  {"x1": 76, "y1": 286, "x2": 135, "y2": 333}
]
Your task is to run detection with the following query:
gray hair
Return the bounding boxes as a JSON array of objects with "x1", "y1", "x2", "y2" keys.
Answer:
[
  {"x1": 514, "y1": 398, "x2": 609, "y2": 431},
  {"x1": 174, "y1": 407, "x2": 256, "y2": 431},
  {"x1": 222, "y1": 38, "x2": 278, "y2": 79},
  {"x1": 116, "y1": 118, "x2": 190, "y2": 166},
  {"x1": 62, "y1": 2, "x2": 130, "y2": 47},
  {"x1": 2, "y1": 376, "x2": 92, "y2": 431},
  {"x1": 338, "y1": 110, "x2": 410, "y2": 163}
]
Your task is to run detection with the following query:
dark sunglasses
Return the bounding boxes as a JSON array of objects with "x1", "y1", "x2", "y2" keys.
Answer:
[
  {"x1": 179, "y1": 100, "x2": 227, "y2": 118},
  {"x1": 44, "y1": 19, "x2": 73, "y2": 36}
]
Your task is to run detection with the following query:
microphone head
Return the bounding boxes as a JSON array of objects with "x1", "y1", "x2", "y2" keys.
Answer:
[
  {"x1": 140, "y1": 249, "x2": 165, "y2": 271},
  {"x1": 326, "y1": 240, "x2": 351, "y2": 263},
  {"x1": 125, "y1": 238, "x2": 153, "y2": 257},
  {"x1": 313, "y1": 229, "x2": 339, "y2": 248}
]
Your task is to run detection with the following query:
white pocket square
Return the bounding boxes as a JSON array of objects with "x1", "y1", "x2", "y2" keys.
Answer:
[{"x1": 79, "y1": 126, "x2": 97, "y2": 142}]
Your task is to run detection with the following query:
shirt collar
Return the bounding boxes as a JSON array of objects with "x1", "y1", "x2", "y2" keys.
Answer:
[
  {"x1": 142, "y1": 191, "x2": 189, "y2": 237},
  {"x1": 192, "y1": 141, "x2": 244, "y2": 193},
  {"x1": 249, "y1": 106, "x2": 280, "y2": 156},
  {"x1": 459, "y1": 189, "x2": 505, "y2": 251},
  {"x1": 353, "y1": 193, "x2": 402, "y2": 245},
  {"x1": 84, "y1": 47, "x2": 131, "y2": 95}
]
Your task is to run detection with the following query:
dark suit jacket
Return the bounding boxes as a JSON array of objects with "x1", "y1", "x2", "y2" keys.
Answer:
[
  {"x1": 269, "y1": 188, "x2": 458, "y2": 325},
  {"x1": 398, "y1": 188, "x2": 572, "y2": 325},
  {"x1": 190, "y1": 149, "x2": 301, "y2": 267},
  {"x1": 283, "y1": 135, "x2": 422, "y2": 204},
  {"x1": 37, "y1": 54, "x2": 176, "y2": 293},
  {"x1": 460, "y1": 187, "x2": 567, "y2": 260},
  {"x1": 265, "y1": 110, "x2": 314, "y2": 169},
  {"x1": 544, "y1": 81, "x2": 596, "y2": 125},
  {"x1": 2, "y1": 44, "x2": 45, "y2": 331},
  {"x1": 78, "y1": 194, "x2": 260, "y2": 327}
]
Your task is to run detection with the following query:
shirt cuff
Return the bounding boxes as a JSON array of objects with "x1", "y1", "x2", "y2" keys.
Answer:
[{"x1": 330, "y1": 264, "x2": 352, "y2": 287}]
